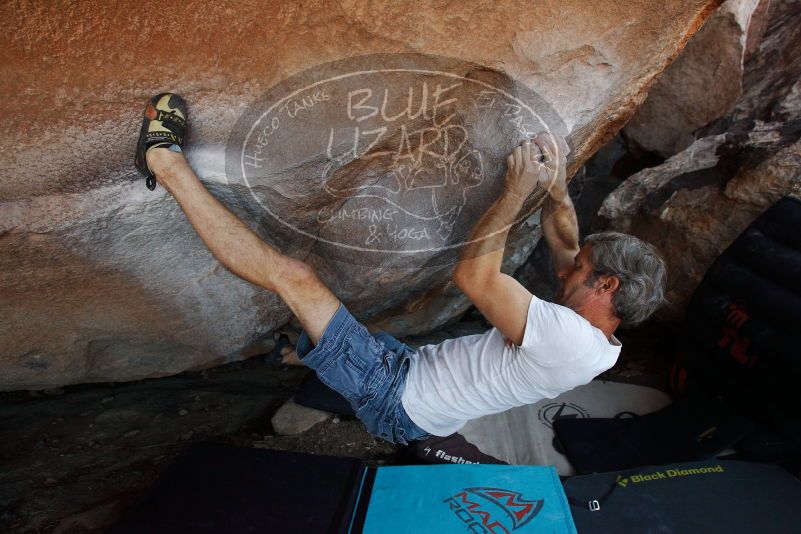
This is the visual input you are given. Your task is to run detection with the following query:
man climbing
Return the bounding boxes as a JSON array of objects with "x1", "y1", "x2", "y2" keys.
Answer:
[{"x1": 136, "y1": 93, "x2": 667, "y2": 444}]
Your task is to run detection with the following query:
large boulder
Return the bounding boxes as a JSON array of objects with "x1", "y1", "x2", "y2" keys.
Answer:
[
  {"x1": 600, "y1": 127, "x2": 801, "y2": 317},
  {"x1": 623, "y1": 0, "x2": 763, "y2": 156},
  {"x1": 0, "y1": 0, "x2": 722, "y2": 390},
  {"x1": 600, "y1": 0, "x2": 801, "y2": 317}
]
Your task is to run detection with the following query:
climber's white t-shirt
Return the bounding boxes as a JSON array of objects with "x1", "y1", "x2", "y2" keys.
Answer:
[{"x1": 401, "y1": 295, "x2": 622, "y2": 437}]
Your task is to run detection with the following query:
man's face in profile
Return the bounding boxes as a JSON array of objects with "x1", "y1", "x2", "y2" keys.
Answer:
[{"x1": 556, "y1": 245, "x2": 597, "y2": 311}]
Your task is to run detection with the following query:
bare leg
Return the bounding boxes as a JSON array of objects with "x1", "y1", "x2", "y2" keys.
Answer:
[{"x1": 146, "y1": 148, "x2": 340, "y2": 344}]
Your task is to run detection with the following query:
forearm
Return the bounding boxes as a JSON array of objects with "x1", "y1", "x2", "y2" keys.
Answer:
[
  {"x1": 455, "y1": 189, "x2": 526, "y2": 283},
  {"x1": 542, "y1": 193, "x2": 580, "y2": 266},
  {"x1": 163, "y1": 173, "x2": 279, "y2": 288}
]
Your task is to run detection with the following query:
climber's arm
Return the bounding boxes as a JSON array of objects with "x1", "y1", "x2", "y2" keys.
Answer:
[
  {"x1": 454, "y1": 181, "x2": 532, "y2": 346},
  {"x1": 455, "y1": 136, "x2": 564, "y2": 345},
  {"x1": 540, "y1": 179, "x2": 580, "y2": 275}
]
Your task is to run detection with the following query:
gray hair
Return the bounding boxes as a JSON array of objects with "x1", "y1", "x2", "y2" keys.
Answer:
[{"x1": 584, "y1": 232, "x2": 667, "y2": 328}]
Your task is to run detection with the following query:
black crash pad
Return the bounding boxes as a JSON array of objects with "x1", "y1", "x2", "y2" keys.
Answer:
[
  {"x1": 563, "y1": 459, "x2": 801, "y2": 533},
  {"x1": 108, "y1": 442, "x2": 363, "y2": 534}
]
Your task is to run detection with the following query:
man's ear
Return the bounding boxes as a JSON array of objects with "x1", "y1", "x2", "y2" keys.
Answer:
[{"x1": 595, "y1": 274, "x2": 619, "y2": 296}]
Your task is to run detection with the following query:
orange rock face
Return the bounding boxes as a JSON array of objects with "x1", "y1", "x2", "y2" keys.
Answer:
[{"x1": 0, "y1": 0, "x2": 721, "y2": 389}]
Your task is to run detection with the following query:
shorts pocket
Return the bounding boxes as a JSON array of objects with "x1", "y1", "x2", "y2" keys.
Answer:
[
  {"x1": 370, "y1": 351, "x2": 396, "y2": 392},
  {"x1": 343, "y1": 348, "x2": 368, "y2": 376}
]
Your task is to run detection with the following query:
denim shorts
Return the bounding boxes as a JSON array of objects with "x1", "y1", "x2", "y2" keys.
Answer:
[{"x1": 296, "y1": 304, "x2": 429, "y2": 445}]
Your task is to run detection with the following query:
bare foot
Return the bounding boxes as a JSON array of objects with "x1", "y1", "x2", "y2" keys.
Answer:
[{"x1": 280, "y1": 344, "x2": 305, "y2": 367}]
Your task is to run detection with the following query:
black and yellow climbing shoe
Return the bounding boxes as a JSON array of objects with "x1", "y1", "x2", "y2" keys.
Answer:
[{"x1": 134, "y1": 93, "x2": 188, "y2": 190}]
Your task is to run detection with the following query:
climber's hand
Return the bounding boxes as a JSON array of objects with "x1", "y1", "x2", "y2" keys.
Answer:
[
  {"x1": 505, "y1": 134, "x2": 569, "y2": 201},
  {"x1": 533, "y1": 132, "x2": 569, "y2": 202}
]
